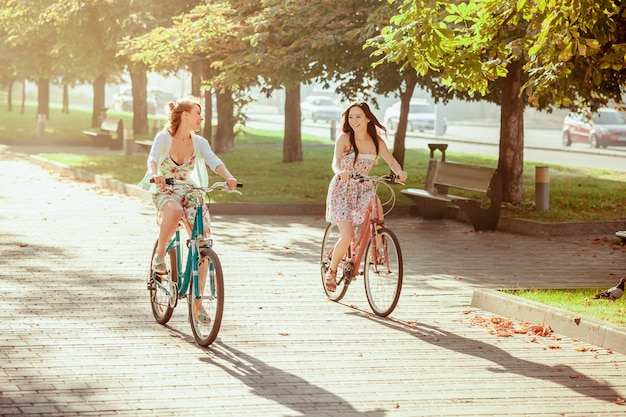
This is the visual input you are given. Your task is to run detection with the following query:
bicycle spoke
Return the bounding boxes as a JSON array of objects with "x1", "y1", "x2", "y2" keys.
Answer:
[
  {"x1": 364, "y1": 228, "x2": 403, "y2": 317},
  {"x1": 189, "y1": 248, "x2": 224, "y2": 347},
  {"x1": 149, "y1": 241, "x2": 177, "y2": 325},
  {"x1": 321, "y1": 223, "x2": 351, "y2": 302}
]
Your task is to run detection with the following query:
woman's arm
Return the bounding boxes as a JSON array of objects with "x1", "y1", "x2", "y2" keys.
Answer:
[
  {"x1": 332, "y1": 133, "x2": 351, "y2": 180},
  {"x1": 377, "y1": 138, "x2": 408, "y2": 182}
]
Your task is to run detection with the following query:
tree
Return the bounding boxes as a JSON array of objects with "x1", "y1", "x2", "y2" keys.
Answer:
[
  {"x1": 119, "y1": 1, "x2": 246, "y2": 151},
  {"x1": 370, "y1": 0, "x2": 626, "y2": 204}
]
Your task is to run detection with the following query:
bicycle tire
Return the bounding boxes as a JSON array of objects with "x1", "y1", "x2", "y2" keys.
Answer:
[
  {"x1": 189, "y1": 247, "x2": 224, "y2": 347},
  {"x1": 363, "y1": 227, "x2": 403, "y2": 317},
  {"x1": 149, "y1": 240, "x2": 178, "y2": 325},
  {"x1": 320, "y1": 223, "x2": 350, "y2": 302}
]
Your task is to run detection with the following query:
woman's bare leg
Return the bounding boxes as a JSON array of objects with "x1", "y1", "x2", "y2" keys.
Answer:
[{"x1": 155, "y1": 200, "x2": 184, "y2": 259}]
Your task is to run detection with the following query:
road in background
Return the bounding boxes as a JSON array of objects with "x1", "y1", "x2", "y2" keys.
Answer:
[{"x1": 247, "y1": 113, "x2": 626, "y2": 172}]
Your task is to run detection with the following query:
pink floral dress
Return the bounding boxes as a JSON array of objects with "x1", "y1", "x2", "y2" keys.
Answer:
[
  {"x1": 325, "y1": 151, "x2": 377, "y2": 225},
  {"x1": 152, "y1": 154, "x2": 210, "y2": 229}
]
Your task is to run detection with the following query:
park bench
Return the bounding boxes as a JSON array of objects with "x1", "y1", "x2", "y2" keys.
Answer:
[
  {"x1": 401, "y1": 151, "x2": 502, "y2": 231},
  {"x1": 83, "y1": 118, "x2": 124, "y2": 150},
  {"x1": 134, "y1": 140, "x2": 153, "y2": 153}
]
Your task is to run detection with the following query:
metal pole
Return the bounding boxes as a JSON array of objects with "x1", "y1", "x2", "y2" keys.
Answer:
[{"x1": 535, "y1": 166, "x2": 549, "y2": 211}]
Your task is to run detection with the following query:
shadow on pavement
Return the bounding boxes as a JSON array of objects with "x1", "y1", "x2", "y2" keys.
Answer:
[
  {"x1": 351, "y1": 312, "x2": 622, "y2": 404},
  {"x1": 201, "y1": 342, "x2": 386, "y2": 416}
]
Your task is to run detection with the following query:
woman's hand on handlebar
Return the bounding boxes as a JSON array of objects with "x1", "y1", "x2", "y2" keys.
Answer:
[
  {"x1": 338, "y1": 170, "x2": 351, "y2": 181},
  {"x1": 226, "y1": 177, "x2": 238, "y2": 190},
  {"x1": 151, "y1": 174, "x2": 167, "y2": 191}
]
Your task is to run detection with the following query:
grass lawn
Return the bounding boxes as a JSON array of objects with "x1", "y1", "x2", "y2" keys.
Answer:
[{"x1": 504, "y1": 288, "x2": 626, "y2": 328}]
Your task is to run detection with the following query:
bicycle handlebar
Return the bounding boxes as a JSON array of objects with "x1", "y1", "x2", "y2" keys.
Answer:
[
  {"x1": 350, "y1": 173, "x2": 404, "y2": 185},
  {"x1": 150, "y1": 178, "x2": 244, "y2": 193}
]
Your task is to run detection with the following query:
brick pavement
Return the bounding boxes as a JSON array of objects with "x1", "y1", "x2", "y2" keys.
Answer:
[{"x1": 0, "y1": 147, "x2": 625, "y2": 416}]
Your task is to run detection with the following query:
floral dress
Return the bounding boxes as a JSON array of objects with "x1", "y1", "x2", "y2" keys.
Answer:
[
  {"x1": 325, "y1": 151, "x2": 377, "y2": 225},
  {"x1": 152, "y1": 154, "x2": 210, "y2": 230}
]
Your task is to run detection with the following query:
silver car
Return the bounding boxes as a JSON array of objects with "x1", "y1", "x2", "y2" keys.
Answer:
[
  {"x1": 300, "y1": 96, "x2": 342, "y2": 123},
  {"x1": 383, "y1": 99, "x2": 446, "y2": 133}
]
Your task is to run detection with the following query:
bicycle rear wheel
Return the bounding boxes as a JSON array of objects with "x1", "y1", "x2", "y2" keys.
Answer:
[
  {"x1": 363, "y1": 227, "x2": 403, "y2": 317},
  {"x1": 189, "y1": 247, "x2": 224, "y2": 347},
  {"x1": 149, "y1": 240, "x2": 178, "y2": 325},
  {"x1": 320, "y1": 223, "x2": 350, "y2": 302}
]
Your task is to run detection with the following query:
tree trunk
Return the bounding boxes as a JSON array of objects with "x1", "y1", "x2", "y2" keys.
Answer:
[
  {"x1": 91, "y1": 74, "x2": 106, "y2": 127},
  {"x1": 7, "y1": 79, "x2": 13, "y2": 111},
  {"x1": 498, "y1": 60, "x2": 525, "y2": 204},
  {"x1": 191, "y1": 60, "x2": 202, "y2": 97},
  {"x1": 36, "y1": 78, "x2": 50, "y2": 120},
  {"x1": 20, "y1": 79, "x2": 25, "y2": 115},
  {"x1": 130, "y1": 66, "x2": 149, "y2": 135},
  {"x1": 62, "y1": 83, "x2": 69, "y2": 114},
  {"x1": 202, "y1": 60, "x2": 212, "y2": 144},
  {"x1": 214, "y1": 88, "x2": 235, "y2": 153},
  {"x1": 283, "y1": 86, "x2": 303, "y2": 163},
  {"x1": 391, "y1": 74, "x2": 418, "y2": 167}
]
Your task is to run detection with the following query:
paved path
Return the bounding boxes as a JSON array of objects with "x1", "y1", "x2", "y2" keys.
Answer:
[{"x1": 0, "y1": 148, "x2": 625, "y2": 416}]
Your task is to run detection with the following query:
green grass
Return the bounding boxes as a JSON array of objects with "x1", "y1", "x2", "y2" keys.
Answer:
[
  {"x1": 3, "y1": 101, "x2": 626, "y2": 221},
  {"x1": 503, "y1": 288, "x2": 626, "y2": 328}
]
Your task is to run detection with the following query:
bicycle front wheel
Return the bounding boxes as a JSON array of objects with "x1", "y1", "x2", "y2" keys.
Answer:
[
  {"x1": 320, "y1": 223, "x2": 350, "y2": 302},
  {"x1": 189, "y1": 247, "x2": 224, "y2": 347},
  {"x1": 363, "y1": 227, "x2": 403, "y2": 317},
  {"x1": 149, "y1": 240, "x2": 178, "y2": 325}
]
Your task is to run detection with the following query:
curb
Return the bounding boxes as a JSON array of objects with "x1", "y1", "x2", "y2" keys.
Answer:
[
  {"x1": 471, "y1": 288, "x2": 626, "y2": 355},
  {"x1": 28, "y1": 155, "x2": 624, "y2": 235}
]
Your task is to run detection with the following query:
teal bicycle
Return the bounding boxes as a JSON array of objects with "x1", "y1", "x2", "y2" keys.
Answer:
[{"x1": 147, "y1": 178, "x2": 242, "y2": 346}]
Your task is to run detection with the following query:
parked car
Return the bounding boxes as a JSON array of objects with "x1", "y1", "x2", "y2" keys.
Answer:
[
  {"x1": 383, "y1": 99, "x2": 447, "y2": 133},
  {"x1": 149, "y1": 89, "x2": 177, "y2": 114},
  {"x1": 562, "y1": 108, "x2": 626, "y2": 148},
  {"x1": 300, "y1": 96, "x2": 342, "y2": 123},
  {"x1": 112, "y1": 88, "x2": 157, "y2": 114}
]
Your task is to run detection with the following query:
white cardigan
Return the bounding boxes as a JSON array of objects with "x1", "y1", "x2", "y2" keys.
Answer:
[{"x1": 138, "y1": 130, "x2": 224, "y2": 192}]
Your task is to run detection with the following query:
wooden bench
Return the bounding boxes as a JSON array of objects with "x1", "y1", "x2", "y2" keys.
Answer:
[
  {"x1": 401, "y1": 161, "x2": 502, "y2": 231},
  {"x1": 83, "y1": 118, "x2": 124, "y2": 150},
  {"x1": 134, "y1": 140, "x2": 153, "y2": 153}
]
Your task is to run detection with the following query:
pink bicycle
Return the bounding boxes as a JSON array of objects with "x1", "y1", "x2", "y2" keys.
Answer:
[{"x1": 320, "y1": 173, "x2": 404, "y2": 317}]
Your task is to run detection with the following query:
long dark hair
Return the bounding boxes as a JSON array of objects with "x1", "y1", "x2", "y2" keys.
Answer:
[{"x1": 341, "y1": 101, "x2": 387, "y2": 165}]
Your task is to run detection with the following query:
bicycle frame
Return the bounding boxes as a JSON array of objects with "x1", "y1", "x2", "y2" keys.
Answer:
[
  {"x1": 152, "y1": 189, "x2": 212, "y2": 301},
  {"x1": 348, "y1": 194, "x2": 385, "y2": 275}
]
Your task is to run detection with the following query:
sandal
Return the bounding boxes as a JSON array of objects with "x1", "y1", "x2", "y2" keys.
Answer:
[
  {"x1": 152, "y1": 256, "x2": 167, "y2": 274},
  {"x1": 325, "y1": 269, "x2": 337, "y2": 292},
  {"x1": 194, "y1": 303, "x2": 211, "y2": 325}
]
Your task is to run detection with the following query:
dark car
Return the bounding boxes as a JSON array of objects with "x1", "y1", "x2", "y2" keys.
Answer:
[
  {"x1": 300, "y1": 96, "x2": 342, "y2": 123},
  {"x1": 562, "y1": 108, "x2": 626, "y2": 148}
]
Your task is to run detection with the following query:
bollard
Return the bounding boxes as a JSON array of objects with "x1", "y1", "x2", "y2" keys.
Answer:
[
  {"x1": 425, "y1": 143, "x2": 448, "y2": 192},
  {"x1": 123, "y1": 128, "x2": 134, "y2": 156},
  {"x1": 37, "y1": 114, "x2": 45, "y2": 140},
  {"x1": 330, "y1": 119, "x2": 337, "y2": 141},
  {"x1": 535, "y1": 166, "x2": 549, "y2": 211}
]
